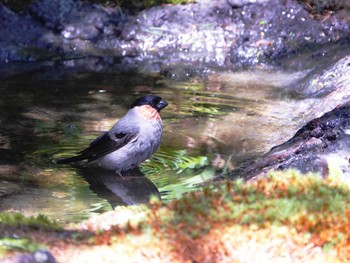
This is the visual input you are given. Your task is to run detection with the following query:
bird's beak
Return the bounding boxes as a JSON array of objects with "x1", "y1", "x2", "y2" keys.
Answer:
[{"x1": 156, "y1": 99, "x2": 168, "y2": 111}]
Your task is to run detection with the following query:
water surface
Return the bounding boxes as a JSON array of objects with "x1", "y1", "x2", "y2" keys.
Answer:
[{"x1": 0, "y1": 68, "x2": 313, "y2": 222}]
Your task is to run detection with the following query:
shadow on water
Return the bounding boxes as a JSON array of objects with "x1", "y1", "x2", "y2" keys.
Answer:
[
  {"x1": 78, "y1": 168, "x2": 160, "y2": 208},
  {"x1": 0, "y1": 66, "x2": 316, "y2": 222}
]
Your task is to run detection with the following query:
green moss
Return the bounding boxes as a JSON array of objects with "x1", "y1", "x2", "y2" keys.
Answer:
[
  {"x1": 0, "y1": 238, "x2": 45, "y2": 253},
  {"x1": 2, "y1": 169, "x2": 349, "y2": 258},
  {"x1": 159, "y1": 169, "x2": 350, "y2": 240},
  {"x1": 0, "y1": 213, "x2": 61, "y2": 255},
  {"x1": 0, "y1": 212, "x2": 61, "y2": 231}
]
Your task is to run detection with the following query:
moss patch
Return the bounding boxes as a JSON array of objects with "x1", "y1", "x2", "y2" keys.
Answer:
[
  {"x1": 0, "y1": 212, "x2": 61, "y2": 231},
  {"x1": 143, "y1": 170, "x2": 350, "y2": 261},
  {"x1": 2, "y1": 170, "x2": 350, "y2": 261}
]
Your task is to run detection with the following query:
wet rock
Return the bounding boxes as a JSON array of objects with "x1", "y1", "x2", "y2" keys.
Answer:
[
  {"x1": 224, "y1": 53, "x2": 350, "y2": 181},
  {"x1": 294, "y1": 55, "x2": 350, "y2": 121},
  {"x1": 226, "y1": 103, "x2": 350, "y2": 181},
  {"x1": 29, "y1": 0, "x2": 80, "y2": 31},
  {"x1": 301, "y1": 55, "x2": 350, "y2": 98},
  {"x1": 29, "y1": 0, "x2": 122, "y2": 40},
  {"x1": 1, "y1": 249, "x2": 56, "y2": 263},
  {"x1": 1, "y1": 0, "x2": 350, "y2": 75},
  {"x1": 227, "y1": 0, "x2": 269, "y2": 8},
  {"x1": 0, "y1": 180, "x2": 21, "y2": 197},
  {"x1": 0, "y1": 4, "x2": 57, "y2": 62}
]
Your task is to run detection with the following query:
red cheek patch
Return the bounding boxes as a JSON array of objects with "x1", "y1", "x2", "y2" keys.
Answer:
[{"x1": 135, "y1": 105, "x2": 161, "y2": 121}]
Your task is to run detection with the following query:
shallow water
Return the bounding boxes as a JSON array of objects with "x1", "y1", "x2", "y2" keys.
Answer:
[{"x1": 0, "y1": 68, "x2": 313, "y2": 222}]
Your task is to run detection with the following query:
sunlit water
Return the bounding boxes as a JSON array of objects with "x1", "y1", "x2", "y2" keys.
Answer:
[{"x1": 0, "y1": 68, "x2": 313, "y2": 222}]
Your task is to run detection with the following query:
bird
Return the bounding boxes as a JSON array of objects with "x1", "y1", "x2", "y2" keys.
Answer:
[{"x1": 56, "y1": 95, "x2": 168, "y2": 173}]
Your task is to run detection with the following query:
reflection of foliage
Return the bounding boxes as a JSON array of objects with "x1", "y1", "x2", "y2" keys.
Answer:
[
  {"x1": 157, "y1": 168, "x2": 216, "y2": 200},
  {"x1": 192, "y1": 103, "x2": 222, "y2": 116},
  {"x1": 142, "y1": 149, "x2": 213, "y2": 200},
  {"x1": 171, "y1": 150, "x2": 208, "y2": 173},
  {"x1": 168, "y1": 101, "x2": 226, "y2": 117},
  {"x1": 162, "y1": 80, "x2": 234, "y2": 117},
  {"x1": 142, "y1": 150, "x2": 208, "y2": 174},
  {"x1": 142, "y1": 149, "x2": 208, "y2": 174}
]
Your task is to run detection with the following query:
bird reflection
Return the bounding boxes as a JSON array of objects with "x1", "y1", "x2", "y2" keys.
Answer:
[{"x1": 77, "y1": 168, "x2": 160, "y2": 208}]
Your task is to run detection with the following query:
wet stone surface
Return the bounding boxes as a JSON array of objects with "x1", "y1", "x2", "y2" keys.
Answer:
[
  {"x1": 0, "y1": 180, "x2": 21, "y2": 197},
  {"x1": 226, "y1": 103, "x2": 350, "y2": 182},
  {"x1": 1, "y1": 0, "x2": 350, "y2": 76},
  {"x1": 223, "y1": 54, "x2": 350, "y2": 181}
]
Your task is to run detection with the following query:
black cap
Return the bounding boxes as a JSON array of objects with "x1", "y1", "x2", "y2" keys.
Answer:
[{"x1": 130, "y1": 95, "x2": 168, "y2": 112}]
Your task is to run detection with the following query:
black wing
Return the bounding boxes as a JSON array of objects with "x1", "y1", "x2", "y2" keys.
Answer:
[{"x1": 56, "y1": 131, "x2": 136, "y2": 164}]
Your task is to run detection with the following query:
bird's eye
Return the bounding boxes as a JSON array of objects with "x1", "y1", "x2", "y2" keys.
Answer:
[{"x1": 149, "y1": 101, "x2": 155, "y2": 106}]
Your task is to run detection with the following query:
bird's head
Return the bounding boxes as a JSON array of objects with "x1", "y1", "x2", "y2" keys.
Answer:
[{"x1": 130, "y1": 95, "x2": 168, "y2": 112}]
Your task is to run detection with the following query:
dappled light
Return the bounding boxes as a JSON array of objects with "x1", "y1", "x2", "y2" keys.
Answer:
[
  {"x1": 0, "y1": 69, "x2": 321, "y2": 222},
  {"x1": 1, "y1": 0, "x2": 350, "y2": 261}
]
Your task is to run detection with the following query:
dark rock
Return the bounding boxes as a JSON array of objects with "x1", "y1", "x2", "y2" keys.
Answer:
[
  {"x1": 1, "y1": 249, "x2": 56, "y2": 263},
  {"x1": 0, "y1": 4, "x2": 57, "y2": 62},
  {"x1": 226, "y1": 103, "x2": 350, "y2": 181},
  {"x1": 29, "y1": 0, "x2": 80, "y2": 31},
  {"x1": 227, "y1": 0, "x2": 269, "y2": 8},
  {"x1": 1, "y1": 0, "x2": 350, "y2": 75}
]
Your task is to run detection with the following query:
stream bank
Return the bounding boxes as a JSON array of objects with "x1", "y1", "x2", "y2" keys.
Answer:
[{"x1": 1, "y1": 0, "x2": 350, "y2": 77}]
